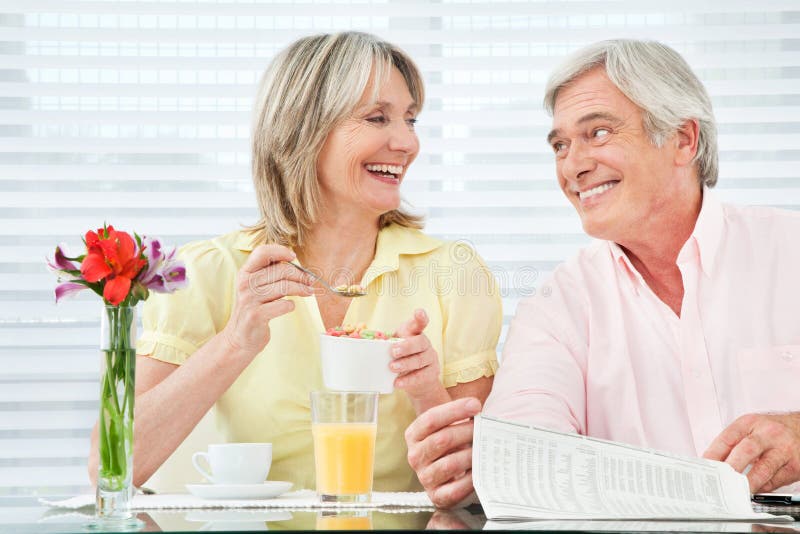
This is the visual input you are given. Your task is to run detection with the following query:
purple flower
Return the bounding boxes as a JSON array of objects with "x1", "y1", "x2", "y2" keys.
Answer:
[
  {"x1": 136, "y1": 236, "x2": 161, "y2": 284},
  {"x1": 137, "y1": 236, "x2": 187, "y2": 294},
  {"x1": 161, "y1": 262, "x2": 187, "y2": 292},
  {"x1": 46, "y1": 244, "x2": 79, "y2": 274},
  {"x1": 47, "y1": 245, "x2": 87, "y2": 302},
  {"x1": 55, "y1": 281, "x2": 86, "y2": 302}
]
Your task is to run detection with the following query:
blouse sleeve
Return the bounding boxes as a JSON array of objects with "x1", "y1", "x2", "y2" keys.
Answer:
[
  {"x1": 136, "y1": 238, "x2": 237, "y2": 365},
  {"x1": 438, "y1": 241, "x2": 502, "y2": 388}
]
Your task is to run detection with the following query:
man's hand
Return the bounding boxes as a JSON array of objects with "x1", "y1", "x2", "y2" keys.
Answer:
[
  {"x1": 703, "y1": 413, "x2": 800, "y2": 492},
  {"x1": 405, "y1": 397, "x2": 482, "y2": 509},
  {"x1": 425, "y1": 509, "x2": 473, "y2": 530}
]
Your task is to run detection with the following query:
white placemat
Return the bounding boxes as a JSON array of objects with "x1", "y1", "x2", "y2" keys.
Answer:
[{"x1": 40, "y1": 490, "x2": 434, "y2": 511}]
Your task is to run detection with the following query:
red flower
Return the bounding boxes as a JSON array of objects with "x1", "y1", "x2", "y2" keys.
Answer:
[{"x1": 81, "y1": 226, "x2": 146, "y2": 305}]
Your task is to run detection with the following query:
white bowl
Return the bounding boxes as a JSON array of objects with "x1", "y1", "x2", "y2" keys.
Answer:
[{"x1": 319, "y1": 334, "x2": 400, "y2": 394}]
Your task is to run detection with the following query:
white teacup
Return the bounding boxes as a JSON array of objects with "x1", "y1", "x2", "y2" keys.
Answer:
[
  {"x1": 191, "y1": 443, "x2": 272, "y2": 485},
  {"x1": 319, "y1": 334, "x2": 400, "y2": 394}
]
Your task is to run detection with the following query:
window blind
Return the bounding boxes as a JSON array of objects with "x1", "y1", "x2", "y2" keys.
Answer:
[{"x1": 1, "y1": 0, "x2": 799, "y2": 497}]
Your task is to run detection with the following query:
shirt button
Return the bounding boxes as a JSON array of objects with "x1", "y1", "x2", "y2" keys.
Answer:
[{"x1": 780, "y1": 350, "x2": 794, "y2": 362}]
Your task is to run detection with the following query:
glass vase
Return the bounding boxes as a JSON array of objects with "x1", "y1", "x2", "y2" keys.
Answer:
[{"x1": 96, "y1": 304, "x2": 137, "y2": 521}]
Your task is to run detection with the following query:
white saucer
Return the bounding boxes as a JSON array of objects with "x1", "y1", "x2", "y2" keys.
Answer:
[{"x1": 186, "y1": 481, "x2": 293, "y2": 500}]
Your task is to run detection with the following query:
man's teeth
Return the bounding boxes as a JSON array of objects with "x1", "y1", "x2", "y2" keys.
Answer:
[
  {"x1": 366, "y1": 163, "x2": 403, "y2": 175},
  {"x1": 579, "y1": 182, "x2": 617, "y2": 200}
]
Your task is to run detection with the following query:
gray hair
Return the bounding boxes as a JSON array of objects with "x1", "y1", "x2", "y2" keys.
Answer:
[
  {"x1": 544, "y1": 40, "x2": 718, "y2": 188},
  {"x1": 249, "y1": 31, "x2": 425, "y2": 247}
]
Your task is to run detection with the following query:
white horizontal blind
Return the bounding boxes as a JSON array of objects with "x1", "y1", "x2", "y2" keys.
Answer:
[{"x1": 1, "y1": 0, "x2": 799, "y2": 496}]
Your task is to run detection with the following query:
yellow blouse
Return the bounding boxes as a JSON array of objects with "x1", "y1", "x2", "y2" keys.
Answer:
[{"x1": 137, "y1": 224, "x2": 501, "y2": 491}]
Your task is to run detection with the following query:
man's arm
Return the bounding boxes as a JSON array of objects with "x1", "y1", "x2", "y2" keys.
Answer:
[
  {"x1": 482, "y1": 292, "x2": 587, "y2": 433},
  {"x1": 704, "y1": 412, "x2": 800, "y2": 492},
  {"x1": 406, "y1": 283, "x2": 589, "y2": 508}
]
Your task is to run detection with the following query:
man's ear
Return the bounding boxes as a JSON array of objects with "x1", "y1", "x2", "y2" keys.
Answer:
[{"x1": 674, "y1": 118, "x2": 699, "y2": 167}]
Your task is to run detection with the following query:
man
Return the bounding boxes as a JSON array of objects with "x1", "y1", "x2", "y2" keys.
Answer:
[{"x1": 406, "y1": 39, "x2": 800, "y2": 509}]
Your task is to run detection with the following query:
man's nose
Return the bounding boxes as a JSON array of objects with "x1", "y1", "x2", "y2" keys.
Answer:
[{"x1": 561, "y1": 140, "x2": 596, "y2": 182}]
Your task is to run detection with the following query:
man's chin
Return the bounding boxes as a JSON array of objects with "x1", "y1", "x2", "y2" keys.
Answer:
[{"x1": 580, "y1": 218, "x2": 614, "y2": 241}]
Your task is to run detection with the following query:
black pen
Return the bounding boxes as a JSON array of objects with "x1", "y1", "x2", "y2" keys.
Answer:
[{"x1": 753, "y1": 493, "x2": 800, "y2": 505}]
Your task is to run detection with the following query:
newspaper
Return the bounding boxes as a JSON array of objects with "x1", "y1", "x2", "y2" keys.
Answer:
[{"x1": 473, "y1": 415, "x2": 792, "y2": 522}]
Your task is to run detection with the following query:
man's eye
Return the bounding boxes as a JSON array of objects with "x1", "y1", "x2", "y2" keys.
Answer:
[
  {"x1": 593, "y1": 128, "x2": 610, "y2": 138},
  {"x1": 552, "y1": 142, "x2": 566, "y2": 154}
]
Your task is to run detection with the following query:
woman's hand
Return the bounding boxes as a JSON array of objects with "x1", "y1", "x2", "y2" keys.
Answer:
[
  {"x1": 221, "y1": 244, "x2": 314, "y2": 359},
  {"x1": 392, "y1": 309, "x2": 450, "y2": 413}
]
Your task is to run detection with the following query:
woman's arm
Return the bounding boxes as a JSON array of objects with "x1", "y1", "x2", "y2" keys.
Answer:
[
  {"x1": 390, "y1": 309, "x2": 448, "y2": 414},
  {"x1": 88, "y1": 337, "x2": 256, "y2": 487},
  {"x1": 391, "y1": 310, "x2": 494, "y2": 415},
  {"x1": 446, "y1": 375, "x2": 492, "y2": 404},
  {"x1": 87, "y1": 244, "x2": 314, "y2": 487}
]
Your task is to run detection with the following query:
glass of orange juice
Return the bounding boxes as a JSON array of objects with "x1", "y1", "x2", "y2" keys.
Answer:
[
  {"x1": 310, "y1": 390, "x2": 378, "y2": 503},
  {"x1": 316, "y1": 510, "x2": 372, "y2": 530}
]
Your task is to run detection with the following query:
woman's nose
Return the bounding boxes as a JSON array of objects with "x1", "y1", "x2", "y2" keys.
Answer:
[{"x1": 388, "y1": 120, "x2": 419, "y2": 154}]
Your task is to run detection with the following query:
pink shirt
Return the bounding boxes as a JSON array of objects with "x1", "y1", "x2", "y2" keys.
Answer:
[{"x1": 485, "y1": 188, "x2": 800, "y2": 459}]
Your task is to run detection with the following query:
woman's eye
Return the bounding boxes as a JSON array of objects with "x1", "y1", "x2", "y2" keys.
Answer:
[
  {"x1": 366, "y1": 115, "x2": 387, "y2": 124},
  {"x1": 406, "y1": 117, "x2": 418, "y2": 128}
]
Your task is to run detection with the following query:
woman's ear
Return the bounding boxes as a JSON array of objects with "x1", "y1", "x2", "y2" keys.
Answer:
[{"x1": 674, "y1": 118, "x2": 700, "y2": 167}]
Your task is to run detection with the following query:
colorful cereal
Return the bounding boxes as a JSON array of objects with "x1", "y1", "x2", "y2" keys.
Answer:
[{"x1": 324, "y1": 324, "x2": 396, "y2": 340}]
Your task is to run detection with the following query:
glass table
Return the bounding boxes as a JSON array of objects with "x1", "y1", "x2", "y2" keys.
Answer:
[{"x1": 3, "y1": 496, "x2": 800, "y2": 533}]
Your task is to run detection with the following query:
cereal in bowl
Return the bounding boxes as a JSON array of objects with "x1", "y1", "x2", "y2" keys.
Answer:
[{"x1": 324, "y1": 323, "x2": 396, "y2": 340}]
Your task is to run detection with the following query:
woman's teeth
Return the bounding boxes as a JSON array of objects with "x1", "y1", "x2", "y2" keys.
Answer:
[
  {"x1": 579, "y1": 181, "x2": 618, "y2": 200},
  {"x1": 366, "y1": 163, "x2": 403, "y2": 177}
]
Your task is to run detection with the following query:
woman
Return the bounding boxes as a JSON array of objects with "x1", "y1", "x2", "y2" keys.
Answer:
[{"x1": 89, "y1": 31, "x2": 502, "y2": 492}]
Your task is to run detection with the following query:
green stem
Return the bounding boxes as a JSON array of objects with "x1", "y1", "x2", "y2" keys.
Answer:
[
  {"x1": 104, "y1": 350, "x2": 121, "y2": 419},
  {"x1": 97, "y1": 305, "x2": 136, "y2": 492}
]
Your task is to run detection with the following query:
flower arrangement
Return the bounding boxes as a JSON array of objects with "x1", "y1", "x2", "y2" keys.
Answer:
[
  {"x1": 47, "y1": 224, "x2": 187, "y2": 306},
  {"x1": 47, "y1": 225, "x2": 187, "y2": 520}
]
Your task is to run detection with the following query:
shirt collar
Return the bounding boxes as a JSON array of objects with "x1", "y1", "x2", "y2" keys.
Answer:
[
  {"x1": 362, "y1": 224, "x2": 443, "y2": 286},
  {"x1": 608, "y1": 185, "x2": 724, "y2": 289},
  {"x1": 233, "y1": 224, "x2": 443, "y2": 284},
  {"x1": 608, "y1": 241, "x2": 645, "y2": 293},
  {"x1": 680, "y1": 185, "x2": 724, "y2": 278},
  {"x1": 234, "y1": 229, "x2": 259, "y2": 252}
]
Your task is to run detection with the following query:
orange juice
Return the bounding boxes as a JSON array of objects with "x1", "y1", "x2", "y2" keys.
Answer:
[
  {"x1": 312, "y1": 422, "x2": 376, "y2": 497},
  {"x1": 316, "y1": 512, "x2": 372, "y2": 530}
]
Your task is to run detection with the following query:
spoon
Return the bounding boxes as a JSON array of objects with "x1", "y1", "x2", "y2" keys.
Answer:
[{"x1": 287, "y1": 262, "x2": 367, "y2": 298}]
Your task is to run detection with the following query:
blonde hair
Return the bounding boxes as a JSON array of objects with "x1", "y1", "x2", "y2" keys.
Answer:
[
  {"x1": 544, "y1": 40, "x2": 718, "y2": 188},
  {"x1": 248, "y1": 31, "x2": 425, "y2": 247}
]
